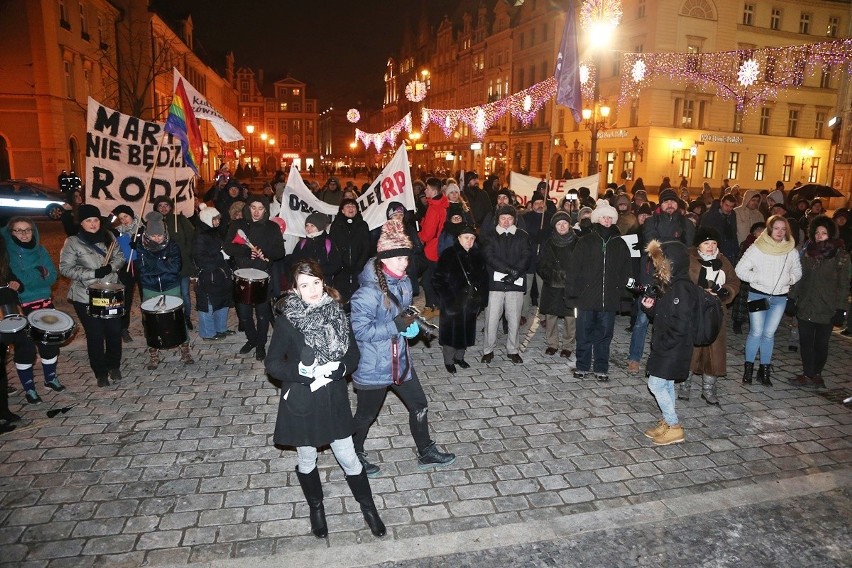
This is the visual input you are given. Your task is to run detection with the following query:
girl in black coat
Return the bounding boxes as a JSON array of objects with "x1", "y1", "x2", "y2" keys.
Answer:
[
  {"x1": 432, "y1": 225, "x2": 489, "y2": 372},
  {"x1": 289, "y1": 212, "x2": 342, "y2": 287},
  {"x1": 328, "y1": 199, "x2": 370, "y2": 306},
  {"x1": 537, "y1": 212, "x2": 577, "y2": 358},
  {"x1": 192, "y1": 205, "x2": 233, "y2": 340},
  {"x1": 264, "y1": 259, "x2": 385, "y2": 540}
]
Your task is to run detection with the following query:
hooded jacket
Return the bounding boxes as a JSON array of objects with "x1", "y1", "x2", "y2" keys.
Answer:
[
  {"x1": 789, "y1": 217, "x2": 850, "y2": 324},
  {"x1": 151, "y1": 196, "x2": 196, "y2": 278},
  {"x1": 222, "y1": 197, "x2": 287, "y2": 271},
  {"x1": 1, "y1": 223, "x2": 57, "y2": 304},
  {"x1": 134, "y1": 233, "x2": 182, "y2": 293},
  {"x1": 418, "y1": 193, "x2": 449, "y2": 262},
  {"x1": 569, "y1": 223, "x2": 631, "y2": 311},
  {"x1": 735, "y1": 190, "x2": 766, "y2": 245},
  {"x1": 329, "y1": 209, "x2": 371, "y2": 302}
]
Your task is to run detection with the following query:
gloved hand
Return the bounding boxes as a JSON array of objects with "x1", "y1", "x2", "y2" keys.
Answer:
[
  {"x1": 93, "y1": 265, "x2": 112, "y2": 278},
  {"x1": 631, "y1": 241, "x2": 641, "y2": 251},
  {"x1": 831, "y1": 309, "x2": 846, "y2": 327},
  {"x1": 300, "y1": 345, "x2": 316, "y2": 366},
  {"x1": 393, "y1": 311, "x2": 417, "y2": 332},
  {"x1": 501, "y1": 271, "x2": 519, "y2": 284},
  {"x1": 716, "y1": 287, "x2": 730, "y2": 300},
  {"x1": 400, "y1": 321, "x2": 419, "y2": 339}
]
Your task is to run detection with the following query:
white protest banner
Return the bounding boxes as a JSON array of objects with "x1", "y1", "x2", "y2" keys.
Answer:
[
  {"x1": 173, "y1": 69, "x2": 243, "y2": 142},
  {"x1": 278, "y1": 145, "x2": 416, "y2": 236},
  {"x1": 509, "y1": 171, "x2": 600, "y2": 205},
  {"x1": 85, "y1": 97, "x2": 196, "y2": 217}
]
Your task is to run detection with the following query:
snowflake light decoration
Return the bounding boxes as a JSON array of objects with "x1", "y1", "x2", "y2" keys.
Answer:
[
  {"x1": 405, "y1": 80, "x2": 428, "y2": 102},
  {"x1": 737, "y1": 59, "x2": 760, "y2": 87},
  {"x1": 579, "y1": 64, "x2": 590, "y2": 85},
  {"x1": 631, "y1": 59, "x2": 646, "y2": 83},
  {"x1": 346, "y1": 109, "x2": 360, "y2": 123}
]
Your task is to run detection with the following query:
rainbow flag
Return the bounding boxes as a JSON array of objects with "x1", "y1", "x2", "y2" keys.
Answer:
[{"x1": 164, "y1": 78, "x2": 203, "y2": 175}]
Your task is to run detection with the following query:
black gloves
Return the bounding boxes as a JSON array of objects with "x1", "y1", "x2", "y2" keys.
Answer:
[
  {"x1": 300, "y1": 345, "x2": 316, "y2": 366},
  {"x1": 631, "y1": 241, "x2": 641, "y2": 251},
  {"x1": 93, "y1": 265, "x2": 112, "y2": 278},
  {"x1": 393, "y1": 312, "x2": 417, "y2": 332},
  {"x1": 831, "y1": 309, "x2": 846, "y2": 327},
  {"x1": 501, "y1": 271, "x2": 519, "y2": 284},
  {"x1": 716, "y1": 288, "x2": 730, "y2": 300}
]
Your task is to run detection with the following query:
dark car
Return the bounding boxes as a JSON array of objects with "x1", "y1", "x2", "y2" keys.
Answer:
[{"x1": 0, "y1": 180, "x2": 66, "y2": 222}]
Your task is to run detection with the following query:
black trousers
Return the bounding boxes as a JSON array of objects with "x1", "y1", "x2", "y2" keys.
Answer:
[
  {"x1": 353, "y1": 375, "x2": 432, "y2": 454},
  {"x1": 422, "y1": 259, "x2": 438, "y2": 308},
  {"x1": 797, "y1": 318, "x2": 832, "y2": 377},
  {"x1": 235, "y1": 301, "x2": 272, "y2": 346},
  {"x1": 73, "y1": 302, "x2": 122, "y2": 375}
]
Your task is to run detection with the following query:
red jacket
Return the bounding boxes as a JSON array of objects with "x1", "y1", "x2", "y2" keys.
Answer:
[{"x1": 418, "y1": 194, "x2": 449, "y2": 262}]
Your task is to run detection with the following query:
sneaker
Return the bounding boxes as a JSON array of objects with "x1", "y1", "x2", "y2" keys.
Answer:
[
  {"x1": 417, "y1": 443, "x2": 456, "y2": 468},
  {"x1": 644, "y1": 419, "x2": 667, "y2": 439},
  {"x1": 44, "y1": 379, "x2": 66, "y2": 392},
  {"x1": 203, "y1": 335, "x2": 222, "y2": 341},
  {"x1": 357, "y1": 451, "x2": 381, "y2": 477},
  {"x1": 109, "y1": 368, "x2": 122, "y2": 382},
  {"x1": 626, "y1": 360, "x2": 640, "y2": 373},
  {"x1": 121, "y1": 329, "x2": 133, "y2": 343},
  {"x1": 239, "y1": 342, "x2": 256, "y2": 355},
  {"x1": 652, "y1": 424, "x2": 685, "y2": 446},
  {"x1": 25, "y1": 389, "x2": 42, "y2": 404},
  {"x1": 595, "y1": 373, "x2": 610, "y2": 382},
  {"x1": 573, "y1": 370, "x2": 587, "y2": 379}
]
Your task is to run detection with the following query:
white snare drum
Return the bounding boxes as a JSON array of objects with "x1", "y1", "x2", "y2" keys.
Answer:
[
  {"x1": 27, "y1": 309, "x2": 77, "y2": 345},
  {"x1": 0, "y1": 314, "x2": 29, "y2": 339},
  {"x1": 233, "y1": 268, "x2": 270, "y2": 305}
]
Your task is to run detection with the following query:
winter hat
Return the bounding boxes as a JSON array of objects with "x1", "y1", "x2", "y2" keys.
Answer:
[
  {"x1": 550, "y1": 211, "x2": 571, "y2": 228},
  {"x1": 496, "y1": 204, "x2": 517, "y2": 220},
  {"x1": 144, "y1": 211, "x2": 166, "y2": 237},
  {"x1": 78, "y1": 204, "x2": 101, "y2": 221},
  {"x1": 457, "y1": 224, "x2": 477, "y2": 238},
  {"x1": 767, "y1": 189, "x2": 784, "y2": 204},
  {"x1": 464, "y1": 171, "x2": 479, "y2": 186},
  {"x1": 636, "y1": 203, "x2": 652, "y2": 217},
  {"x1": 694, "y1": 226, "x2": 722, "y2": 246},
  {"x1": 112, "y1": 204, "x2": 134, "y2": 219},
  {"x1": 578, "y1": 206, "x2": 593, "y2": 220},
  {"x1": 529, "y1": 191, "x2": 545, "y2": 205},
  {"x1": 496, "y1": 188, "x2": 514, "y2": 203},
  {"x1": 305, "y1": 212, "x2": 329, "y2": 233},
  {"x1": 615, "y1": 193, "x2": 631, "y2": 208},
  {"x1": 447, "y1": 202, "x2": 465, "y2": 219},
  {"x1": 376, "y1": 219, "x2": 413, "y2": 259},
  {"x1": 152, "y1": 195, "x2": 174, "y2": 212},
  {"x1": 385, "y1": 201, "x2": 406, "y2": 220},
  {"x1": 225, "y1": 179, "x2": 242, "y2": 193},
  {"x1": 659, "y1": 188, "x2": 679, "y2": 204},
  {"x1": 808, "y1": 214, "x2": 837, "y2": 241},
  {"x1": 634, "y1": 189, "x2": 648, "y2": 202},
  {"x1": 591, "y1": 198, "x2": 618, "y2": 224},
  {"x1": 444, "y1": 182, "x2": 461, "y2": 196},
  {"x1": 198, "y1": 204, "x2": 220, "y2": 228},
  {"x1": 536, "y1": 181, "x2": 548, "y2": 193}
]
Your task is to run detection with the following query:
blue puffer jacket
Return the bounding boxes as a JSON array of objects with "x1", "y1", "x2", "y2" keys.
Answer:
[
  {"x1": 134, "y1": 237, "x2": 182, "y2": 293},
  {"x1": 350, "y1": 260, "x2": 414, "y2": 388}
]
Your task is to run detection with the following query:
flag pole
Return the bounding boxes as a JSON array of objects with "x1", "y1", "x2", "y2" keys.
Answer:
[{"x1": 129, "y1": 128, "x2": 169, "y2": 244}]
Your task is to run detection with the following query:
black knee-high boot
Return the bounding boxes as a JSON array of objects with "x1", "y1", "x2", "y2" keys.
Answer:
[
  {"x1": 345, "y1": 469, "x2": 386, "y2": 537},
  {"x1": 295, "y1": 467, "x2": 327, "y2": 538}
]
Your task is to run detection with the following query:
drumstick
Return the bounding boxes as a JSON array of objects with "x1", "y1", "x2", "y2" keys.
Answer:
[
  {"x1": 236, "y1": 229, "x2": 257, "y2": 252},
  {"x1": 101, "y1": 240, "x2": 116, "y2": 267}
]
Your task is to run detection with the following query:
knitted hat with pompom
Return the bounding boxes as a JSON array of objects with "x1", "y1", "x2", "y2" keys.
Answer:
[{"x1": 376, "y1": 219, "x2": 413, "y2": 259}]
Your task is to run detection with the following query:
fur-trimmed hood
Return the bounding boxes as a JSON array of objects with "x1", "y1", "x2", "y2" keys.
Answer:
[{"x1": 646, "y1": 239, "x2": 690, "y2": 285}]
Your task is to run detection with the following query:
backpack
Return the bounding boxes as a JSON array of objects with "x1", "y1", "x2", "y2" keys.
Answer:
[{"x1": 693, "y1": 284, "x2": 723, "y2": 346}]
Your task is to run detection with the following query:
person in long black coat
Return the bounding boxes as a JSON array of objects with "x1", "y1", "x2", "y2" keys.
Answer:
[
  {"x1": 329, "y1": 198, "x2": 370, "y2": 307},
  {"x1": 537, "y1": 212, "x2": 577, "y2": 359},
  {"x1": 432, "y1": 225, "x2": 489, "y2": 373},
  {"x1": 289, "y1": 212, "x2": 342, "y2": 287},
  {"x1": 265, "y1": 259, "x2": 385, "y2": 540},
  {"x1": 192, "y1": 205, "x2": 233, "y2": 340}
]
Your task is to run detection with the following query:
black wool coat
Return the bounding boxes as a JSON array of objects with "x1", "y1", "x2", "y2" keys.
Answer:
[
  {"x1": 568, "y1": 224, "x2": 631, "y2": 311},
  {"x1": 644, "y1": 277, "x2": 697, "y2": 383},
  {"x1": 329, "y1": 215, "x2": 370, "y2": 303},
  {"x1": 433, "y1": 243, "x2": 489, "y2": 348},
  {"x1": 536, "y1": 233, "x2": 577, "y2": 317},
  {"x1": 191, "y1": 226, "x2": 233, "y2": 311},
  {"x1": 289, "y1": 232, "x2": 343, "y2": 286}
]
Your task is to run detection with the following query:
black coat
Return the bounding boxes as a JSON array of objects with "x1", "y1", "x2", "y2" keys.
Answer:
[
  {"x1": 569, "y1": 224, "x2": 631, "y2": 311},
  {"x1": 537, "y1": 233, "x2": 577, "y2": 317},
  {"x1": 329, "y1": 215, "x2": 370, "y2": 302},
  {"x1": 191, "y1": 226, "x2": 233, "y2": 311},
  {"x1": 289, "y1": 233, "x2": 343, "y2": 286},
  {"x1": 265, "y1": 314, "x2": 359, "y2": 447},
  {"x1": 433, "y1": 243, "x2": 489, "y2": 348},
  {"x1": 644, "y1": 277, "x2": 697, "y2": 383},
  {"x1": 222, "y1": 207, "x2": 287, "y2": 272},
  {"x1": 483, "y1": 227, "x2": 531, "y2": 292}
]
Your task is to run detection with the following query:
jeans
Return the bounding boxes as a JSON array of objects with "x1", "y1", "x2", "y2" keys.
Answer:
[
  {"x1": 72, "y1": 301, "x2": 122, "y2": 375},
  {"x1": 648, "y1": 375, "x2": 679, "y2": 426},
  {"x1": 180, "y1": 276, "x2": 192, "y2": 320},
  {"x1": 628, "y1": 299, "x2": 650, "y2": 363},
  {"x1": 575, "y1": 310, "x2": 617, "y2": 373},
  {"x1": 797, "y1": 318, "x2": 833, "y2": 377},
  {"x1": 353, "y1": 375, "x2": 431, "y2": 454},
  {"x1": 198, "y1": 303, "x2": 230, "y2": 339},
  {"x1": 745, "y1": 291, "x2": 787, "y2": 364},
  {"x1": 296, "y1": 436, "x2": 361, "y2": 476}
]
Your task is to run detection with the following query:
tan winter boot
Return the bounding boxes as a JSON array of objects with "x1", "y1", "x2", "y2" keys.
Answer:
[
  {"x1": 643, "y1": 419, "x2": 667, "y2": 439},
  {"x1": 179, "y1": 342, "x2": 195, "y2": 365},
  {"x1": 652, "y1": 424, "x2": 685, "y2": 446},
  {"x1": 146, "y1": 348, "x2": 159, "y2": 370}
]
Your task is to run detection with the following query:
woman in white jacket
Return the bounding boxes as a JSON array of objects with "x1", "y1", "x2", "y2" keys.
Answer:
[{"x1": 735, "y1": 215, "x2": 802, "y2": 386}]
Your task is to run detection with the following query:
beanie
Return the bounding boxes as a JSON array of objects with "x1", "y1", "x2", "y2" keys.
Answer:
[
  {"x1": 550, "y1": 211, "x2": 571, "y2": 227},
  {"x1": 385, "y1": 201, "x2": 406, "y2": 220},
  {"x1": 112, "y1": 204, "x2": 134, "y2": 219},
  {"x1": 496, "y1": 188, "x2": 514, "y2": 202},
  {"x1": 457, "y1": 224, "x2": 477, "y2": 238},
  {"x1": 464, "y1": 171, "x2": 479, "y2": 186},
  {"x1": 198, "y1": 204, "x2": 220, "y2": 228},
  {"x1": 496, "y1": 204, "x2": 517, "y2": 220},
  {"x1": 694, "y1": 226, "x2": 722, "y2": 246},
  {"x1": 530, "y1": 191, "x2": 545, "y2": 204},
  {"x1": 305, "y1": 212, "x2": 329, "y2": 233},
  {"x1": 376, "y1": 219, "x2": 413, "y2": 259},
  {"x1": 636, "y1": 203, "x2": 652, "y2": 216},
  {"x1": 578, "y1": 206, "x2": 593, "y2": 219},
  {"x1": 78, "y1": 204, "x2": 101, "y2": 221},
  {"x1": 659, "y1": 188, "x2": 679, "y2": 204},
  {"x1": 590, "y1": 199, "x2": 619, "y2": 224},
  {"x1": 144, "y1": 211, "x2": 166, "y2": 237}
]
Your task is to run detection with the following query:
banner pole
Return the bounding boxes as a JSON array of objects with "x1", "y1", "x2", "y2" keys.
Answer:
[{"x1": 129, "y1": 129, "x2": 169, "y2": 243}]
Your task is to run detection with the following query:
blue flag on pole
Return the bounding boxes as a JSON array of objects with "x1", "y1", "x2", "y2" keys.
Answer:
[{"x1": 554, "y1": 2, "x2": 582, "y2": 123}]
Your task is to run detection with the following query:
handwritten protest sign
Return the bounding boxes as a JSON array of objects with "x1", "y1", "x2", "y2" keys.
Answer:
[{"x1": 509, "y1": 171, "x2": 600, "y2": 205}]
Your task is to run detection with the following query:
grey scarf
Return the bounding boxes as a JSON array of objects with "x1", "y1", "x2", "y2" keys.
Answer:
[{"x1": 282, "y1": 292, "x2": 349, "y2": 364}]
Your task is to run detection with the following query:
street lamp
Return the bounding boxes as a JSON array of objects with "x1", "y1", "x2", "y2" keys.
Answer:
[
  {"x1": 260, "y1": 133, "x2": 268, "y2": 174},
  {"x1": 245, "y1": 124, "x2": 255, "y2": 179},
  {"x1": 349, "y1": 141, "x2": 357, "y2": 174},
  {"x1": 671, "y1": 138, "x2": 683, "y2": 164},
  {"x1": 582, "y1": 103, "x2": 610, "y2": 175}
]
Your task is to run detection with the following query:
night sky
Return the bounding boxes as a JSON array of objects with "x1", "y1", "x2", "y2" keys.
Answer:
[{"x1": 156, "y1": 0, "x2": 464, "y2": 110}]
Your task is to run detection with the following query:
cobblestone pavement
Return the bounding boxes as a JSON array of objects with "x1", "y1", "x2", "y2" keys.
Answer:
[{"x1": 0, "y1": 294, "x2": 850, "y2": 567}]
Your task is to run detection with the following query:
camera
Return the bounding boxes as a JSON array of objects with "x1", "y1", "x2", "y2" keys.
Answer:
[
  {"x1": 402, "y1": 305, "x2": 438, "y2": 339},
  {"x1": 625, "y1": 278, "x2": 660, "y2": 299}
]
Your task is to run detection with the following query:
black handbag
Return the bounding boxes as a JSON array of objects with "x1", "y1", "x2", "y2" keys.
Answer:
[{"x1": 748, "y1": 298, "x2": 770, "y2": 313}]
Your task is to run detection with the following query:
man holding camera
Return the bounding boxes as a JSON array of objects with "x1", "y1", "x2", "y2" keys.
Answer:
[{"x1": 481, "y1": 205, "x2": 531, "y2": 364}]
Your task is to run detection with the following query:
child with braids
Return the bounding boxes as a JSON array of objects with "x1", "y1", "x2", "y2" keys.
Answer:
[{"x1": 350, "y1": 219, "x2": 456, "y2": 476}]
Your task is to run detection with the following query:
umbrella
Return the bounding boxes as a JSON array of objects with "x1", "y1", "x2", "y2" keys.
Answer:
[{"x1": 793, "y1": 183, "x2": 844, "y2": 200}]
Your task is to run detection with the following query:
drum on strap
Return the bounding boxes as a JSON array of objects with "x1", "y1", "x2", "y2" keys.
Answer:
[
  {"x1": 88, "y1": 282, "x2": 126, "y2": 318},
  {"x1": 0, "y1": 314, "x2": 29, "y2": 341},
  {"x1": 233, "y1": 268, "x2": 270, "y2": 305},
  {"x1": 140, "y1": 295, "x2": 187, "y2": 349},
  {"x1": 27, "y1": 309, "x2": 77, "y2": 345}
]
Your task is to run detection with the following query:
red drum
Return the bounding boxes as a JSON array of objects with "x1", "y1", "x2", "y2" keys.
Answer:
[{"x1": 233, "y1": 268, "x2": 269, "y2": 305}]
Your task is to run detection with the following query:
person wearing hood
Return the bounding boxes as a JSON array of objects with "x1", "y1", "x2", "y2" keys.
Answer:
[
  {"x1": 192, "y1": 205, "x2": 233, "y2": 341},
  {"x1": 568, "y1": 199, "x2": 631, "y2": 381},
  {"x1": 788, "y1": 215, "x2": 849, "y2": 389},
  {"x1": 640, "y1": 240, "x2": 696, "y2": 446},
  {"x1": 329, "y1": 198, "x2": 370, "y2": 306},
  {"x1": 417, "y1": 178, "x2": 449, "y2": 313},
  {"x1": 0, "y1": 220, "x2": 65, "y2": 402},
  {"x1": 574, "y1": 206, "x2": 593, "y2": 237},
  {"x1": 735, "y1": 215, "x2": 803, "y2": 387},
  {"x1": 289, "y1": 212, "x2": 342, "y2": 289},
  {"x1": 683, "y1": 228, "x2": 740, "y2": 405},
  {"x1": 537, "y1": 211, "x2": 578, "y2": 359},
  {"x1": 437, "y1": 204, "x2": 468, "y2": 255},
  {"x1": 152, "y1": 196, "x2": 196, "y2": 331},
  {"x1": 615, "y1": 193, "x2": 639, "y2": 236},
  {"x1": 59, "y1": 204, "x2": 126, "y2": 387},
  {"x1": 223, "y1": 196, "x2": 287, "y2": 361},
  {"x1": 111, "y1": 205, "x2": 144, "y2": 343},
  {"x1": 699, "y1": 194, "x2": 739, "y2": 263},
  {"x1": 216, "y1": 179, "x2": 244, "y2": 226},
  {"x1": 350, "y1": 220, "x2": 457, "y2": 477},
  {"x1": 735, "y1": 190, "x2": 766, "y2": 247},
  {"x1": 320, "y1": 177, "x2": 344, "y2": 206},
  {"x1": 135, "y1": 211, "x2": 194, "y2": 368}
]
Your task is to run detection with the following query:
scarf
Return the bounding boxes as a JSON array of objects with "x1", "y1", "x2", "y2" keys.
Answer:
[
  {"x1": 496, "y1": 225, "x2": 517, "y2": 235},
  {"x1": 10, "y1": 234, "x2": 36, "y2": 250},
  {"x1": 754, "y1": 230, "x2": 795, "y2": 255},
  {"x1": 805, "y1": 238, "x2": 843, "y2": 259},
  {"x1": 550, "y1": 230, "x2": 576, "y2": 248},
  {"x1": 697, "y1": 254, "x2": 724, "y2": 288},
  {"x1": 77, "y1": 228, "x2": 107, "y2": 246},
  {"x1": 282, "y1": 291, "x2": 350, "y2": 365}
]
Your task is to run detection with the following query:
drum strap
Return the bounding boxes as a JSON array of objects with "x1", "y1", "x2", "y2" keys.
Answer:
[
  {"x1": 385, "y1": 290, "x2": 410, "y2": 385},
  {"x1": 78, "y1": 240, "x2": 107, "y2": 258}
]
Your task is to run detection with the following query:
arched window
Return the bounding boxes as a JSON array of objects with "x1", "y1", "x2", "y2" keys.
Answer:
[{"x1": 680, "y1": 0, "x2": 716, "y2": 19}]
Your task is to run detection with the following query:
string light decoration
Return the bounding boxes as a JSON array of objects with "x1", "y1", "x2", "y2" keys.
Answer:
[
  {"x1": 346, "y1": 108, "x2": 361, "y2": 123},
  {"x1": 620, "y1": 39, "x2": 852, "y2": 111},
  {"x1": 355, "y1": 113, "x2": 412, "y2": 152},
  {"x1": 580, "y1": 61, "x2": 596, "y2": 102},
  {"x1": 405, "y1": 80, "x2": 428, "y2": 102}
]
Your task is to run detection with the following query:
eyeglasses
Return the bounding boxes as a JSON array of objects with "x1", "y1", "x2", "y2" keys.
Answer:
[{"x1": 11, "y1": 228, "x2": 33, "y2": 234}]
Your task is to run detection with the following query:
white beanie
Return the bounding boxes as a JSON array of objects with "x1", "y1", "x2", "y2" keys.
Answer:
[
  {"x1": 198, "y1": 204, "x2": 221, "y2": 228},
  {"x1": 590, "y1": 198, "x2": 618, "y2": 224}
]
